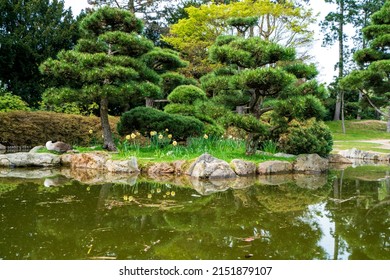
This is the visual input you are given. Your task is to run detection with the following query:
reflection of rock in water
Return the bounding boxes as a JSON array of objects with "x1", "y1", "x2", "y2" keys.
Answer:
[
  {"x1": 189, "y1": 177, "x2": 231, "y2": 195},
  {"x1": 59, "y1": 168, "x2": 138, "y2": 186},
  {"x1": 0, "y1": 168, "x2": 60, "y2": 179},
  {"x1": 43, "y1": 175, "x2": 71, "y2": 187},
  {"x1": 293, "y1": 174, "x2": 328, "y2": 189},
  {"x1": 257, "y1": 174, "x2": 294, "y2": 185}
]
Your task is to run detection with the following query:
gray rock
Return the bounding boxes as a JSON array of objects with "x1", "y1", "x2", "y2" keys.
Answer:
[
  {"x1": 327, "y1": 154, "x2": 352, "y2": 164},
  {"x1": 293, "y1": 154, "x2": 329, "y2": 173},
  {"x1": 339, "y1": 148, "x2": 390, "y2": 162},
  {"x1": 70, "y1": 152, "x2": 109, "y2": 170},
  {"x1": 146, "y1": 162, "x2": 174, "y2": 175},
  {"x1": 0, "y1": 152, "x2": 60, "y2": 167},
  {"x1": 186, "y1": 153, "x2": 237, "y2": 179},
  {"x1": 257, "y1": 160, "x2": 293, "y2": 174},
  {"x1": 106, "y1": 157, "x2": 139, "y2": 173},
  {"x1": 0, "y1": 143, "x2": 6, "y2": 150},
  {"x1": 231, "y1": 159, "x2": 256, "y2": 176}
]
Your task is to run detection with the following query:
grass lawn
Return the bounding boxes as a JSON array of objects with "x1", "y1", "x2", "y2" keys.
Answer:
[{"x1": 326, "y1": 120, "x2": 390, "y2": 153}]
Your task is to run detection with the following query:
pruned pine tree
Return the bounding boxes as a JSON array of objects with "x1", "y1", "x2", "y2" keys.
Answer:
[
  {"x1": 202, "y1": 35, "x2": 329, "y2": 155},
  {"x1": 39, "y1": 7, "x2": 173, "y2": 151}
]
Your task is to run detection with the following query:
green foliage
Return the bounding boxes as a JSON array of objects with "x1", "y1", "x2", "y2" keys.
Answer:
[
  {"x1": 0, "y1": 111, "x2": 118, "y2": 146},
  {"x1": 117, "y1": 107, "x2": 204, "y2": 140},
  {"x1": 0, "y1": 0, "x2": 80, "y2": 106},
  {"x1": 167, "y1": 85, "x2": 207, "y2": 104},
  {"x1": 0, "y1": 91, "x2": 30, "y2": 112},
  {"x1": 40, "y1": 7, "x2": 187, "y2": 150},
  {"x1": 282, "y1": 63, "x2": 319, "y2": 80},
  {"x1": 160, "y1": 72, "x2": 197, "y2": 97},
  {"x1": 278, "y1": 118, "x2": 333, "y2": 157},
  {"x1": 79, "y1": 6, "x2": 144, "y2": 36},
  {"x1": 340, "y1": 0, "x2": 390, "y2": 130}
]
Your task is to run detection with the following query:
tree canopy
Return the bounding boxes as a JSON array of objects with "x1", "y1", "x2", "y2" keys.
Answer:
[
  {"x1": 0, "y1": 0, "x2": 80, "y2": 106},
  {"x1": 202, "y1": 35, "x2": 331, "y2": 155},
  {"x1": 340, "y1": 0, "x2": 390, "y2": 132}
]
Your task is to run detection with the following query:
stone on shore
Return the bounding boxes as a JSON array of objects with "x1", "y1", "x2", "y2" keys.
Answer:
[
  {"x1": 106, "y1": 157, "x2": 139, "y2": 173},
  {"x1": 257, "y1": 160, "x2": 293, "y2": 175},
  {"x1": 231, "y1": 159, "x2": 257, "y2": 176},
  {"x1": 186, "y1": 153, "x2": 237, "y2": 179},
  {"x1": 339, "y1": 148, "x2": 390, "y2": 162},
  {"x1": 293, "y1": 154, "x2": 329, "y2": 173},
  {"x1": 0, "y1": 152, "x2": 60, "y2": 167}
]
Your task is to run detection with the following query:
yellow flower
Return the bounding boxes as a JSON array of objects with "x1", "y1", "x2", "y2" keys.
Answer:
[
  {"x1": 150, "y1": 131, "x2": 157, "y2": 136},
  {"x1": 156, "y1": 188, "x2": 161, "y2": 193},
  {"x1": 86, "y1": 187, "x2": 90, "y2": 191},
  {"x1": 166, "y1": 191, "x2": 171, "y2": 196},
  {"x1": 204, "y1": 134, "x2": 208, "y2": 139},
  {"x1": 125, "y1": 135, "x2": 131, "y2": 140},
  {"x1": 165, "y1": 128, "x2": 169, "y2": 132},
  {"x1": 131, "y1": 133, "x2": 136, "y2": 139},
  {"x1": 172, "y1": 140, "x2": 177, "y2": 146},
  {"x1": 89, "y1": 129, "x2": 93, "y2": 134},
  {"x1": 158, "y1": 134, "x2": 163, "y2": 139},
  {"x1": 123, "y1": 195, "x2": 128, "y2": 201},
  {"x1": 136, "y1": 131, "x2": 141, "y2": 136},
  {"x1": 170, "y1": 191, "x2": 176, "y2": 197},
  {"x1": 168, "y1": 134, "x2": 172, "y2": 139},
  {"x1": 128, "y1": 196, "x2": 134, "y2": 202},
  {"x1": 147, "y1": 194, "x2": 152, "y2": 199}
]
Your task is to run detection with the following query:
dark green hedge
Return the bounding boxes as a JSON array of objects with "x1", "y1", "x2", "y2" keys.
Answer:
[{"x1": 117, "y1": 107, "x2": 204, "y2": 140}]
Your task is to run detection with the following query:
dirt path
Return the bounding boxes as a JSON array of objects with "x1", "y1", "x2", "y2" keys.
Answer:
[{"x1": 333, "y1": 139, "x2": 390, "y2": 153}]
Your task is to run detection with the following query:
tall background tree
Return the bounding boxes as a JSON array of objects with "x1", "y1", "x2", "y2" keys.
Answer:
[
  {"x1": 340, "y1": 0, "x2": 390, "y2": 132},
  {"x1": 0, "y1": 0, "x2": 80, "y2": 106},
  {"x1": 163, "y1": 0, "x2": 316, "y2": 79},
  {"x1": 320, "y1": 0, "x2": 385, "y2": 122}
]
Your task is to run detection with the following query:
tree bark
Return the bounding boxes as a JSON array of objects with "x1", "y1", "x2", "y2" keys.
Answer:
[
  {"x1": 100, "y1": 97, "x2": 117, "y2": 151},
  {"x1": 387, "y1": 107, "x2": 390, "y2": 133},
  {"x1": 334, "y1": 0, "x2": 345, "y2": 121},
  {"x1": 245, "y1": 133, "x2": 260, "y2": 155}
]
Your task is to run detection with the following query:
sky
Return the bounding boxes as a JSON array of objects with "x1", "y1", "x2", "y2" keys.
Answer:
[{"x1": 63, "y1": 0, "x2": 339, "y2": 84}]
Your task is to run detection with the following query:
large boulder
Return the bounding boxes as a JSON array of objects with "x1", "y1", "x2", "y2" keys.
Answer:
[
  {"x1": 231, "y1": 159, "x2": 256, "y2": 176},
  {"x1": 0, "y1": 152, "x2": 60, "y2": 167},
  {"x1": 186, "y1": 153, "x2": 237, "y2": 179},
  {"x1": 293, "y1": 154, "x2": 329, "y2": 173},
  {"x1": 257, "y1": 160, "x2": 293, "y2": 175}
]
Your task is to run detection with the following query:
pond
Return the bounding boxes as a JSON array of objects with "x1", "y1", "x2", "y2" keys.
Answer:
[{"x1": 0, "y1": 165, "x2": 389, "y2": 260}]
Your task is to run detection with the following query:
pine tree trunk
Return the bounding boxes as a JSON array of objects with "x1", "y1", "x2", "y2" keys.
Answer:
[
  {"x1": 245, "y1": 133, "x2": 260, "y2": 155},
  {"x1": 387, "y1": 107, "x2": 390, "y2": 133},
  {"x1": 334, "y1": 0, "x2": 345, "y2": 121},
  {"x1": 100, "y1": 97, "x2": 117, "y2": 151}
]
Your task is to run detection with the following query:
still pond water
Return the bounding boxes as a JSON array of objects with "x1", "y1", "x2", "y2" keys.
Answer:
[{"x1": 0, "y1": 165, "x2": 389, "y2": 260}]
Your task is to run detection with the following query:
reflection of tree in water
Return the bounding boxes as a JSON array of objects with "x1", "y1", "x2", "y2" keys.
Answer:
[
  {"x1": 0, "y1": 176, "x2": 356, "y2": 260},
  {"x1": 327, "y1": 170, "x2": 390, "y2": 260}
]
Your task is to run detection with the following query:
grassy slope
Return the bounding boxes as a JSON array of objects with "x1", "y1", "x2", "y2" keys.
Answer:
[{"x1": 326, "y1": 120, "x2": 390, "y2": 153}]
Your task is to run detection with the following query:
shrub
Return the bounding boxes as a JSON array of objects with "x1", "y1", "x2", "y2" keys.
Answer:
[
  {"x1": 0, "y1": 92, "x2": 30, "y2": 112},
  {"x1": 278, "y1": 118, "x2": 333, "y2": 157},
  {"x1": 0, "y1": 111, "x2": 118, "y2": 146},
  {"x1": 117, "y1": 107, "x2": 204, "y2": 140},
  {"x1": 167, "y1": 85, "x2": 206, "y2": 105}
]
